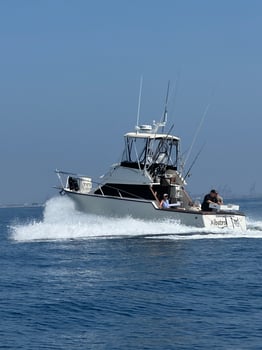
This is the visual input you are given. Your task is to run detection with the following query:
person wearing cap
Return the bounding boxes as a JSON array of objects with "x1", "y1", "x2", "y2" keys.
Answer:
[
  {"x1": 160, "y1": 193, "x2": 170, "y2": 209},
  {"x1": 201, "y1": 189, "x2": 219, "y2": 211}
]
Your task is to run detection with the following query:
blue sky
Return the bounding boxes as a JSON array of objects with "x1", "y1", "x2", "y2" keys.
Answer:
[{"x1": 1, "y1": 0, "x2": 262, "y2": 204}]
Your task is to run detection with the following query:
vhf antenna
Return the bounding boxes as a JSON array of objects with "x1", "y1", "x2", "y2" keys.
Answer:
[
  {"x1": 161, "y1": 80, "x2": 170, "y2": 132},
  {"x1": 136, "y1": 76, "x2": 143, "y2": 131}
]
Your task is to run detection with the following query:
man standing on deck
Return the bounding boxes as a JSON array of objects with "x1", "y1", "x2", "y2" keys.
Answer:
[{"x1": 201, "y1": 189, "x2": 219, "y2": 211}]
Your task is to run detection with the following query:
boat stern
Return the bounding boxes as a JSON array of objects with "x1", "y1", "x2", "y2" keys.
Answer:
[{"x1": 202, "y1": 212, "x2": 246, "y2": 231}]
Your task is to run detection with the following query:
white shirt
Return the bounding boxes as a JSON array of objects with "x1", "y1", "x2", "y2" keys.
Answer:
[{"x1": 161, "y1": 199, "x2": 170, "y2": 209}]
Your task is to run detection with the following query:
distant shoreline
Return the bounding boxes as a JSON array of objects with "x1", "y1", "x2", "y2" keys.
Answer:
[{"x1": 0, "y1": 203, "x2": 44, "y2": 209}]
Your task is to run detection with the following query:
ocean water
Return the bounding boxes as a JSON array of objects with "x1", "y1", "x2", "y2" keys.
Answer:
[{"x1": 1, "y1": 197, "x2": 262, "y2": 349}]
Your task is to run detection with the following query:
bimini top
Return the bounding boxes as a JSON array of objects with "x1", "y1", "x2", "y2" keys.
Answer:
[{"x1": 124, "y1": 132, "x2": 180, "y2": 141}]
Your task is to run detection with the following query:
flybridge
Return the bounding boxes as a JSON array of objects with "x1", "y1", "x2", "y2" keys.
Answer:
[{"x1": 121, "y1": 120, "x2": 181, "y2": 173}]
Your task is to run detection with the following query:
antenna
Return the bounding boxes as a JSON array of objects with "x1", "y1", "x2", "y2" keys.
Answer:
[
  {"x1": 169, "y1": 72, "x2": 180, "y2": 124},
  {"x1": 161, "y1": 80, "x2": 170, "y2": 132},
  {"x1": 136, "y1": 76, "x2": 143, "y2": 130}
]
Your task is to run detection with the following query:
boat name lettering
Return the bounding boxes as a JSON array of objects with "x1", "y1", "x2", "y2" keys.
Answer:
[
  {"x1": 211, "y1": 217, "x2": 227, "y2": 227},
  {"x1": 230, "y1": 217, "x2": 240, "y2": 228}
]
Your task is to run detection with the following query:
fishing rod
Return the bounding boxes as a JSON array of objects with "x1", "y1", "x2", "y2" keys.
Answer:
[
  {"x1": 184, "y1": 143, "x2": 205, "y2": 180},
  {"x1": 183, "y1": 102, "x2": 210, "y2": 169}
]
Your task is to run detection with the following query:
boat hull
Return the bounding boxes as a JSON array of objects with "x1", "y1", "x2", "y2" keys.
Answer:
[{"x1": 65, "y1": 190, "x2": 247, "y2": 231}]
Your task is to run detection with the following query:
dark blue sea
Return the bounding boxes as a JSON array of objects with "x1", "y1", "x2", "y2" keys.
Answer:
[{"x1": 1, "y1": 197, "x2": 262, "y2": 349}]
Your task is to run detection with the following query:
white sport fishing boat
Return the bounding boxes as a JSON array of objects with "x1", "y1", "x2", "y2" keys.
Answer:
[{"x1": 56, "y1": 114, "x2": 246, "y2": 231}]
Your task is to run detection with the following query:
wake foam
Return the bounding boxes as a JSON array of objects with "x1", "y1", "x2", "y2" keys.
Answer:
[{"x1": 10, "y1": 196, "x2": 262, "y2": 242}]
